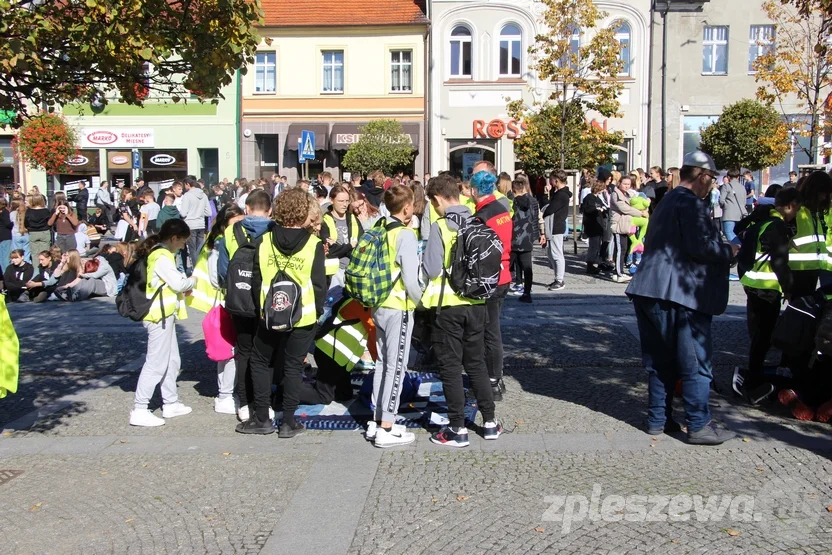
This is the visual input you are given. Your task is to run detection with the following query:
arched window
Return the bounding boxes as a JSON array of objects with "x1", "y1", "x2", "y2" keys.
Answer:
[
  {"x1": 499, "y1": 24, "x2": 522, "y2": 77},
  {"x1": 559, "y1": 27, "x2": 581, "y2": 69},
  {"x1": 450, "y1": 25, "x2": 472, "y2": 78},
  {"x1": 615, "y1": 22, "x2": 632, "y2": 76}
]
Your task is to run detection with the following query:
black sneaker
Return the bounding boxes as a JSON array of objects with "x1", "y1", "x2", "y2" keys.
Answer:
[
  {"x1": 235, "y1": 417, "x2": 275, "y2": 435},
  {"x1": 518, "y1": 294, "x2": 532, "y2": 303},
  {"x1": 586, "y1": 264, "x2": 601, "y2": 275},
  {"x1": 687, "y1": 421, "x2": 736, "y2": 445},
  {"x1": 746, "y1": 383, "x2": 775, "y2": 406},
  {"x1": 548, "y1": 281, "x2": 565, "y2": 291},
  {"x1": 498, "y1": 378, "x2": 507, "y2": 393},
  {"x1": 430, "y1": 426, "x2": 470, "y2": 447},
  {"x1": 646, "y1": 420, "x2": 683, "y2": 436},
  {"x1": 278, "y1": 420, "x2": 306, "y2": 438},
  {"x1": 491, "y1": 384, "x2": 503, "y2": 402},
  {"x1": 483, "y1": 420, "x2": 502, "y2": 440}
]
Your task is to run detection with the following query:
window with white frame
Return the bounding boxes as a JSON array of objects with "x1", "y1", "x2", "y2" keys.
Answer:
[
  {"x1": 254, "y1": 52, "x2": 276, "y2": 93},
  {"x1": 702, "y1": 26, "x2": 729, "y2": 75},
  {"x1": 558, "y1": 27, "x2": 580, "y2": 69},
  {"x1": 450, "y1": 25, "x2": 473, "y2": 78},
  {"x1": 391, "y1": 50, "x2": 412, "y2": 92},
  {"x1": 615, "y1": 22, "x2": 631, "y2": 76},
  {"x1": 748, "y1": 25, "x2": 775, "y2": 72},
  {"x1": 499, "y1": 24, "x2": 522, "y2": 77},
  {"x1": 322, "y1": 50, "x2": 344, "y2": 93}
]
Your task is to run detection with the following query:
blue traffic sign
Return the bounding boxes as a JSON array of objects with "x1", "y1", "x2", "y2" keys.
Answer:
[
  {"x1": 300, "y1": 130, "x2": 316, "y2": 161},
  {"x1": 132, "y1": 151, "x2": 140, "y2": 169}
]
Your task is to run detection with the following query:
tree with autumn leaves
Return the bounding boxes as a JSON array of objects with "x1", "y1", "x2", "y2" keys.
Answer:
[
  {"x1": 0, "y1": 0, "x2": 265, "y2": 123},
  {"x1": 509, "y1": 0, "x2": 624, "y2": 171}
]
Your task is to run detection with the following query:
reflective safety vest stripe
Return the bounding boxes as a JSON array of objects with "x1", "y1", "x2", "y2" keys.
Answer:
[
  {"x1": 740, "y1": 214, "x2": 783, "y2": 293},
  {"x1": 186, "y1": 246, "x2": 223, "y2": 313},
  {"x1": 322, "y1": 213, "x2": 361, "y2": 276},
  {"x1": 314, "y1": 303, "x2": 368, "y2": 372},
  {"x1": 258, "y1": 231, "x2": 320, "y2": 328},
  {"x1": 428, "y1": 203, "x2": 440, "y2": 224},
  {"x1": 494, "y1": 191, "x2": 515, "y2": 217},
  {"x1": 145, "y1": 248, "x2": 188, "y2": 323},
  {"x1": 420, "y1": 219, "x2": 483, "y2": 308},
  {"x1": 223, "y1": 224, "x2": 242, "y2": 261},
  {"x1": 789, "y1": 206, "x2": 826, "y2": 271},
  {"x1": 380, "y1": 226, "x2": 417, "y2": 310},
  {"x1": 825, "y1": 211, "x2": 832, "y2": 270}
]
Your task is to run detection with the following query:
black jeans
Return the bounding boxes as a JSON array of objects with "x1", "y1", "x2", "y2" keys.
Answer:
[
  {"x1": 249, "y1": 323, "x2": 317, "y2": 423},
  {"x1": 510, "y1": 250, "x2": 533, "y2": 296},
  {"x1": 484, "y1": 284, "x2": 509, "y2": 382},
  {"x1": 432, "y1": 304, "x2": 495, "y2": 428},
  {"x1": 613, "y1": 234, "x2": 629, "y2": 277},
  {"x1": 186, "y1": 229, "x2": 205, "y2": 273},
  {"x1": 232, "y1": 315, "x2": 258, "y2": 407},
  {"x1": 745, "y1": 289, "x2": 781, "y2": 389},
  {"x1": 299, "y1": 347, "x2": 354, "y2": 405}
]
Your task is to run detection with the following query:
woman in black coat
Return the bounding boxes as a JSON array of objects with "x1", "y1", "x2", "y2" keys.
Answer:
[{"x1": 581, "y1": 179, "x2": 610, "y2": 275}]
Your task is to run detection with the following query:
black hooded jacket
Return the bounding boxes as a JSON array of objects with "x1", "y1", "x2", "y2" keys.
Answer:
[
  {"x1": 254, "y1": 226, "x2": 327, "y2": 319},
  {"x1": 361, "y1": 180, "x2": 385, "y2": 208},
  {"x1": 736, "y1": 205, "x2": 794, "y2": 296}
]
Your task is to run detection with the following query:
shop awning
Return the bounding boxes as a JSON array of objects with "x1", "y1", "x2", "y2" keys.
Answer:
[
  {"x1": 330, "y1": 122, "x2": 420, "y2": 151},
  {"x1": 285, "y1": 124, "x2": 329, "y2": 151}
]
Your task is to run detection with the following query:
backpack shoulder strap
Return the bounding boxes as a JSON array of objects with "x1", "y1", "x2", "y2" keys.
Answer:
[{"x1": 233, "y1": 222, "x2": 250, "y2": 247}]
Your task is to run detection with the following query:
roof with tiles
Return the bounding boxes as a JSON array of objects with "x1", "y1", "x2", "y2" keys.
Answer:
[{"x1": 260, "y1": 0, "x2": 428, "y2": 27}]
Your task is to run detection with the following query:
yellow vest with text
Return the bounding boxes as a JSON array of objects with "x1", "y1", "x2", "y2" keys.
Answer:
[
  {"x1": 186, "y1": 246, "x2": 223, "y2": 313},
  {"x1": 740, "y1": 210, "x2": 783, "y2": 293},
  {"x1": 314, "y1": 300, "x2": 369, "y2": 371},
  {"x1": 322, "y1": 212, "x2": 361, "y2": 276},
  {"x1": 789, "y1": 206, "x2": 826, "y2": 271},
  {"x1": 420, "y1": 219, "x2": 484, "y2": 308},
  {"x1": 145, "y1": 248, "x2": 188, "y2": 323},
  {"x1": 258, "y1": 231, "x2": 320, "y2": 328},
  {"x1": 380, "y1": 225, "x2": 418, "y2": 311}
]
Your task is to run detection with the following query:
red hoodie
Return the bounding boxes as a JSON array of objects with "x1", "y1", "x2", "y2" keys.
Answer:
[{"x1": 475, "y1": 195, "x2": 512, "y2": 286}]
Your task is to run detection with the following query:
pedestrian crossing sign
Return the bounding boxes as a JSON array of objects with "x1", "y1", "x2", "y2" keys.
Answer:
[{"x1": 300, "y1": 130, "x2": 316, "y2": 161}]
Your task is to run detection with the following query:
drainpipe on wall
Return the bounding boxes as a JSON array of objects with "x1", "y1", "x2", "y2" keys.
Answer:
[
  {"x1": 646, "y1": 4, "x2": 656, "y2": 168},
  {"x1": 235, "y1": 69, "x2": 242, "y2": 178},
  {"x1": 661, "y1": 7, "x2": 668, "y2": 170},
  {"x1": 424, "y1": 5, "x2": 431, "y2": 176}
]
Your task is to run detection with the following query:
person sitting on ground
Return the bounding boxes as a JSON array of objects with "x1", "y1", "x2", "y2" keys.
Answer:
[
  {"x1": 47, "y1": 249, "x2": 81, "y2": 301},
  {"x1": 75, "y1": 222, "x2": 91, "y2": 257},
  {"x1": 1, "y1": 250, "x2": 34, "y2": 302},
  {"x1": 26, "y1": 251, "x2": 59, "y2": 302},
  {"x1": 77, "y1": 254, "x2": 119, "y2": 298}
]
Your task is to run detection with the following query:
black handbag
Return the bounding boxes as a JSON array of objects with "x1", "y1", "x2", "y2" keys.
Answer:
[{"x1": 772, "y1": 292, "x2": 826, "y2": 356}]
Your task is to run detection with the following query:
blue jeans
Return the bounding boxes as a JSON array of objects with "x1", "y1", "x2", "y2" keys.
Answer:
[
  {"x1": 0, "y1": 240, "x2": 10, "y2": 273},
  {"x1": 12, "y1": 234, "x2": 30, "y2": 263},
  {"x1": 632, "y1": 296, "x2": 714, "y2": 433},
  {"x1": 722, "y1": 220, "x2": 737, "y2": 243}
]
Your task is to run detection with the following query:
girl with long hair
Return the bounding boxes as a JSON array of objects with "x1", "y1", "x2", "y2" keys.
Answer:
[
  {"x1": 130, "y1": 219, "x2": 196, "y2": 427},
  {"x1": 9, "y1": 198, "x2": 28, "y2": 263}
]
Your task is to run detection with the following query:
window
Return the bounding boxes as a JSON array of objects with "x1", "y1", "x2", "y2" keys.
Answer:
[
  {"x1": 683, "y1": 116, "x2": 717, "y2": 158},
  {"x1": 558, "y1": 27, "x2": 580, "y2": 69},
  {"x1": 615, "y1": 22, "x2": 631, "y2": 76},
  {"x1": 322, "y1": 50, "x2": 344, "y2": 93},
  {"x1": 254, "y1": 52, "x2": 276, "y2": 93},
  {"x1": 702, "y1": 26, "x2": 729, "y2": 75},
  {"x1": 391, "y1": 50, "x2": 412, "y2": 92},
  {"x1": 499, "y1": 24, "x2": 522, "y2": 77},
  {"x1": 748, "y1": 25, "x2": 775, "y2": 72},
  {"x1": 198, "y1": 148, "x2": 219, "y2": 185},
  {"x1": 256, "y1": 134, "x2": 280, "y2": 166},
  {"x1": 450, "y1": 25, "x2": 472, "y2": 77}
]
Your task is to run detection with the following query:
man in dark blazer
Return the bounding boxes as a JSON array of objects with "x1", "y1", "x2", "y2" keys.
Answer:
[{"x1": 626, "y1": 151, "x2": 739, "y2": 445}]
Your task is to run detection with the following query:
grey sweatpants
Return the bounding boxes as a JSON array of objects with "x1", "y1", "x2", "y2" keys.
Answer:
[
  {"x1": 546, "y1": 233, "x2": 565, "y2": 282},
  {"x1": 217, "y1": 358, "x2": 236, "y2": 399},
  {"x1": 371, "y1": 307, "x2": 414, "y2": 423},
  {"x1": 134, "y1": 316, "x2": 181, "y2": 410}
]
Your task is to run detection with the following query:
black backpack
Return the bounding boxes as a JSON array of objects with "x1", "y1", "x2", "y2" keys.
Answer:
[
  {"x1": 736, "y1": 218, "x2": 776, "y2": 278},
  {"x1": 224, "y1": 223, "x2": 259, "y2": 318},
  {"x1": 116, "y1": 246, "x2": 165, "y2": 322},
  {"x1": 263, "y1": 241, "x2": 303, "y2": 332},
  {"x1": 440, "y1": 212, "x2": 503, "y2": 303}
]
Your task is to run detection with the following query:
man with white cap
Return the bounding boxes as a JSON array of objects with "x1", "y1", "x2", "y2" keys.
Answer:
[{"x1": 626, "y1": 151, "x2": 739, "y2": 445}]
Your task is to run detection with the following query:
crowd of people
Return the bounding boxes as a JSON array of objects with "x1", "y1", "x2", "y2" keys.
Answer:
[{"x1": 6, "y1": 153, "x2": 830, "y2": 448}]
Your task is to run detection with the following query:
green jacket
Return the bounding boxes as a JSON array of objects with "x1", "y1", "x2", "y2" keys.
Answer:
[{"x1": 156, "y1": 205, "x2": 182, "y2": 228}]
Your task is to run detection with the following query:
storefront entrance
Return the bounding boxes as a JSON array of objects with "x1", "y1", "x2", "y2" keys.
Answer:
[
  {"x1": 448, "y1": 140, "x2": 497, "y2": 181},
  {"x1": 142, "y1": 149, "x2": 188, "y2": 195}
]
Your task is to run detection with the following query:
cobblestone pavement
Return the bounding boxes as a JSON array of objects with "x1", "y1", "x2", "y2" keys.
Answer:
[{"x1": 1, "y1": 245, "x2": 831, "y2": 554}]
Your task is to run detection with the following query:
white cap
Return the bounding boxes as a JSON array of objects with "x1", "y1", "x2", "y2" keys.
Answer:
[{"x1": 682, "y1": 150, "x2": 717, "y2": 172}]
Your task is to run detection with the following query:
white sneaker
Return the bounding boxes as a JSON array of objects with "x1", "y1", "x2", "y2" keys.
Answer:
[
  {"x1": 214, "y1": 396, "x2": 236, "y2": 415},
  {"x1": 129, "y1": 409, "x2": 166, "y2": 427},
  {"x1": 237, "y1": 405, "x2": 274, "y2": 422},
  {"x1": 613, "y1": 274, "x2": 632, "y2": 283},
  {"x1": 162, "y1": 402, "x2": 192, "y2": 419},
  {"x1": 374, "y1": 426, "x2": 416, "y2": 448},
  {"x1": 365, "y1": 421, "x2": 408, "y2": 440}
]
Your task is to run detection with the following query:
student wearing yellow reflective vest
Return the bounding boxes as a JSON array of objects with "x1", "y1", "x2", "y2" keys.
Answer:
[
  {"x1": 367, "y1": 186, "x2": 424, "y2": 448},
  {"x1": 300, "y1": 297, "x2": 376, "y2": 405},
  {"x1": 319, "y1": 185, "x2": 361, "y2": 285},
  {"x1": 129, "y1": 220, "x2": 196, "y2": 428},
  {"x1": 216, "y1": 190, "x2": 274, "y2": 423},
  {"x1": 422, "y1": 174, "x2": 501, "y2": 448},
  {"x1": 788, "y1": 172, "x2": 832, "y2": 297},
  {"x1": 237, "y1": 189, "x2": 326, "y2": 438},
  {"x1": 734, "y1": 189, "x2": 798, "y2": 404},
  {"x1": 185, "y1": 204, "x2": 245, "y2": 415}
]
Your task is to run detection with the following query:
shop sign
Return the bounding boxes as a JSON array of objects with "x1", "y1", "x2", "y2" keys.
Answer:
[
  {"x1": 110, "y1": 155, "x2": 129, "y2": 165},
  {"x1": 63, "y1": 149, "x2": 99, "y2": 171},
  {"x1": 79, "y1": 128, "x2": 154, "y2": 148},
  {"x1": 473, "y1": 119, "x2": 527, "y2": 140},
  {"x1": 142, "y1": 149, "x2": 187, "y2": 170},
  {"x1": 149, "y1": 154, "x2": 176, "y2": 166},
  {"x1": 66, "y1": 154, "x2": 89, "y2": 166},
  {"x1": 335, "y1": 133, "x2": 413, "y2": 145}
]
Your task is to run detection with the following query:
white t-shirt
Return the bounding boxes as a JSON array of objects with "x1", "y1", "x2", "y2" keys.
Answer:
[
  {"x1": 141, "y1": 201, "x2": 161, "y2": 221},
  {"x1": 237, "y1": 193, "x2": 249, "y2": 210}
]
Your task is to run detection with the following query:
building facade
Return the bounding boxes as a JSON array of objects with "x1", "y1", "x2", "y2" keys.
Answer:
[
  {"x1": 241, "y1": 0, "x2": 428, "y2": 183},
  {"x1": 649, "y1": 0, "x2": 806, "y2": 184},
  {"x1": 428, "y1": 0, "x2": 652, "y2": 177}
]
